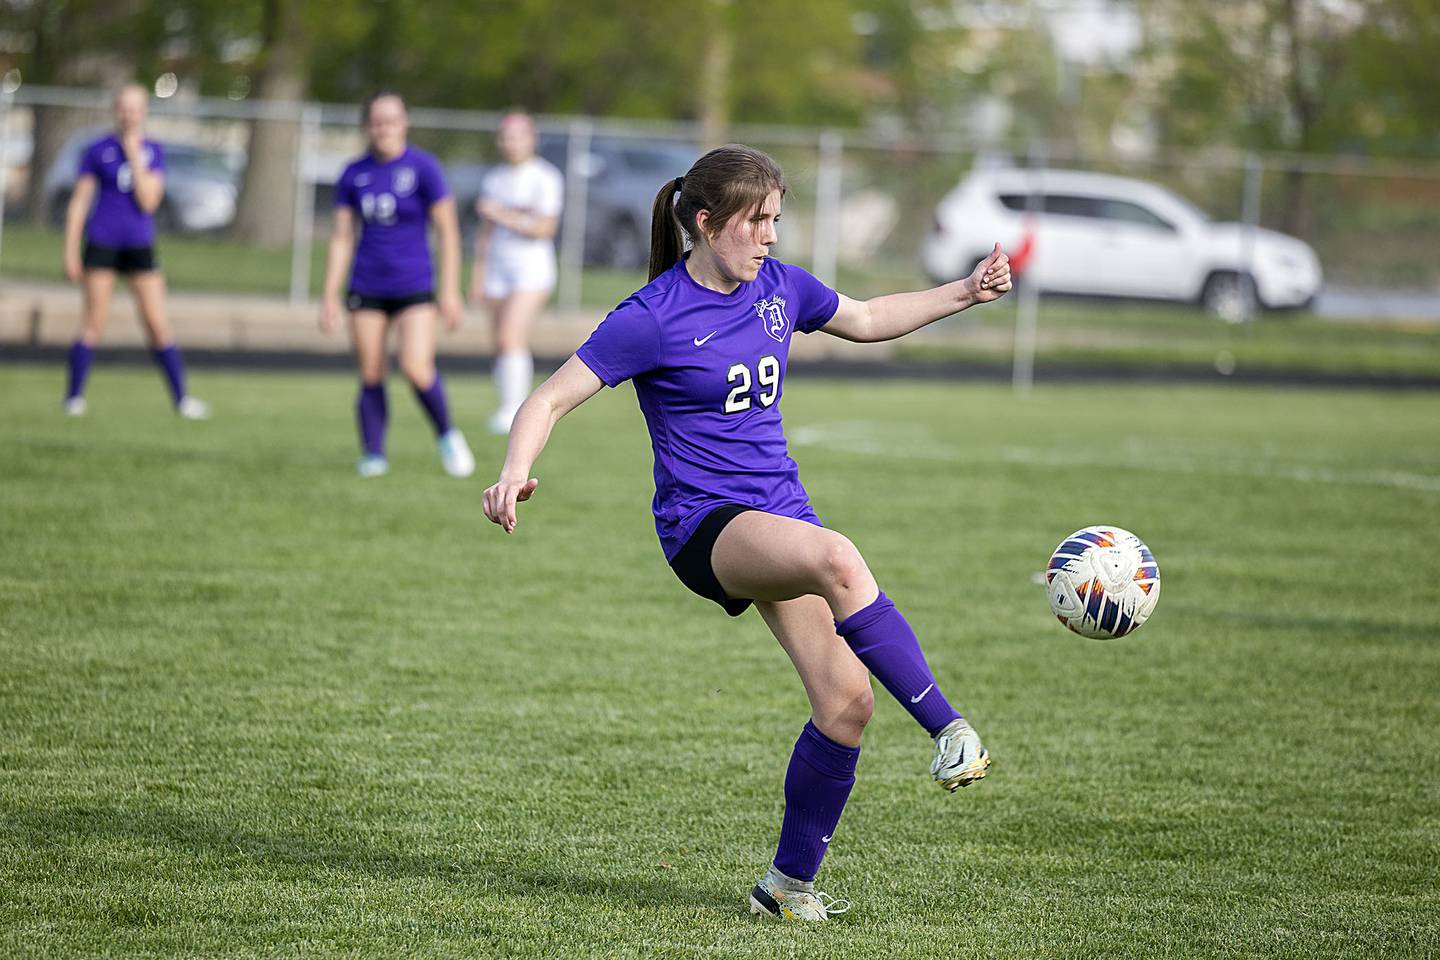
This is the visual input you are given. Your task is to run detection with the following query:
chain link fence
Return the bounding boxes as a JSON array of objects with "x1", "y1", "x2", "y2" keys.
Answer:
[{"x1": 4, "y1": 84, "x2": 1440, "y2": 379}]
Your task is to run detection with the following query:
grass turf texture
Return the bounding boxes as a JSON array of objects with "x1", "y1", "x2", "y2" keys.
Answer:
[{"x1": 2, "y1": 364, "x2": 1438, "y2": 958}]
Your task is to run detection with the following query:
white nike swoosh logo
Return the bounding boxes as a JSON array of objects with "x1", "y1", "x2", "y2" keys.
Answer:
[
  {"x1": 693, "y1": 331, "x2": 718, "y2": 346},
  {"x1": 821, "y1": 834, "x2": 832, "y2": 843},
  {"x1": 910, "y1": 683, "x2": 934, "y2": 704}
]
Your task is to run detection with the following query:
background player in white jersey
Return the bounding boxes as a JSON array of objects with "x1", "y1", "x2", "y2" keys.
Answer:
[
  {"x1": 61, "y1": 84, "x2": 209, "y2": 420},
  {"x1": 321, "y1": 92, "x2": 474, "y2": 479},
  {"x1": 468, "y1": 112, "x2": 564, "y2": 433},
  {"x1": 481, "y1": 145, "x2": 1012, "y2": 921}
]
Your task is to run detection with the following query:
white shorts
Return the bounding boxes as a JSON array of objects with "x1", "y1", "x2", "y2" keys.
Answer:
[{"x1": 484, "y1": 246, "x2": 556, "y2": 300}]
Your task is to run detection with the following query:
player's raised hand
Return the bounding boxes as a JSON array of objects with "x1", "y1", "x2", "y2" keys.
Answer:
[
  {"x1": 967, "y1": 242, "x2": 1012, "y2": 303},
  {"x1": 483, "y1": 476, "x2": 539, "y2": 534}
]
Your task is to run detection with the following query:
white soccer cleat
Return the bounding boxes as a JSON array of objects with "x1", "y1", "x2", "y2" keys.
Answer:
[
  {"x1": 63, "y1": 396, "x2": 87, "y2": 417},
  {"x1": 177, "y1": 395, "x2": 212, "y2": 420},
  {"x1": 357, "y1": 454, "x2": 389, "y2": 478},
  {"x1": 437, "y1": 428, "x2": 476, "y2": 478},
  {"x1": 487, "y1": 408, "x2": 517, "y2": 435},
  {"x1": 931, "y1": 717, "x2": 991, "y2": 791},
  {"x1": 748, "y1": 868, "x2": 850, "y2": 922}
]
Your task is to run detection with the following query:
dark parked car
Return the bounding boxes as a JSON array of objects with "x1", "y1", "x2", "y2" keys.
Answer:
[
  {"x1": 449, "y1": 135, "x2": 698, "y2": 268},
  {"x1": 43, "y1": 128, "x2": 244, "y2": 233}
]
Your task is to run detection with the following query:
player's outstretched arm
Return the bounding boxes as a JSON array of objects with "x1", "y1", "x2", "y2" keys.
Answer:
[
  {"x1": 319, "y1": 208, "x2": 356, "y2": 334},
  {"x1": 823, "y1": 242, "x2": 1011, "y2": 343},
  {"x1": 62, "y1": 175, "x2": 97, "y2": 283},
  {"x1": 429, "y1": 196, "x2": 464, "y2": 330},
  {"x1": 483, "y1": 354, "x2": 604, "y2": 534}
]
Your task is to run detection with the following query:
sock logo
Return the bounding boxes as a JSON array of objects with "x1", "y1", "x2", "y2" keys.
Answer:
[
  {"x1": 821, "y1": 834, "x2": 832, "y2": 843},
  {"x1": 910, "y1": 683, "x2": 934, "y2": 704}
]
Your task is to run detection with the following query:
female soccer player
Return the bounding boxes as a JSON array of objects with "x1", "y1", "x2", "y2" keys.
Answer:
[
  {"x1": 321, "y1": 91, "x2": 474, "y2": 478},
  {"x1": 468, "y1": 112, "x2": 563, "y2": 434},
  {"x1": 482, "y1": 145, "x2": 1011, "y2": 920},
  {"x1": 61, "y1": 84, "x2": 209, "y2": 419}
]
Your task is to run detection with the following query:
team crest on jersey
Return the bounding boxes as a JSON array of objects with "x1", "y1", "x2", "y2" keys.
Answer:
[
  {"x1": 393, "y1": 167, "x2": 417, "y2": 197},
  {"x1": 754, "y1": 296, "x2": 790, "y2": 342}
]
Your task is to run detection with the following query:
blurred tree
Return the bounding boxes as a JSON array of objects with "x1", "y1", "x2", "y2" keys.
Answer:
[
  {"x1": 1349, "y1": 0, "x2": 1440, "y2": 154},
  {"x1": 2, "y1": 0, "x2": 140, "y2": 224},
  {"x1": 1135, "y1": 0, "x2": 1389, "y2": 231},
  {"x1": 230, "y1": 0, "x2": 308, "y2": 248},
  {"x1": 304, "y1": 0, "x2": 894, "y2": 131}
]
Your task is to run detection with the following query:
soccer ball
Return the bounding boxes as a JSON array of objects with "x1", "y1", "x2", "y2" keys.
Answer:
[{"x1": 1046, "y1": 526, "x2": 1160, "y2": 639}]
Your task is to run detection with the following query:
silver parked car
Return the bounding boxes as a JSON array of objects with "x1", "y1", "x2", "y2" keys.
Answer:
[
  {"x1": 43, "y1": 128, "x2": 243, "y2": 233},
  {"x1": 923, "y1": 167, "x2": 1323, "y2": 319}
]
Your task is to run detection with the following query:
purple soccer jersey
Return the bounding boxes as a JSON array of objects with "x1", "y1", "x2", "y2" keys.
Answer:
[
  {"x1": 335, "y1": 146, "x2": 449, "y2": 298},
  {"x1": 576, "y1": 257, "x2": 840, "y2": 560},
  {"x1": 79, "y1": 134, "x2": 165, "y2": 249}
]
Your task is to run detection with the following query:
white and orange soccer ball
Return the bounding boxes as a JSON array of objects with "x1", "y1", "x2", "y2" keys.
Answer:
[{"x1": 1046, "y1": 526, "x2": 1160, "y2": 639}]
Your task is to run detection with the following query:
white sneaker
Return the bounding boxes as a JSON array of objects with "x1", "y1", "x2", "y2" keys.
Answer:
[
  {"x1": 64, "y1": 396, "x2": 87, "y2": 417},
  {"x1": 357, "y1": 455, "x2": 389, "y2": 478},
  {"x1": 177, "y1": 396, "x2": 211, "y2": 420},
  {"x1": 931, "y1": 717, "x2": 991, "y2": 791},
  {"x1": 437, "y1": 428, "x2": 476, "y2": 478},
  {"x1": 487, "y1": 409, "x2": 516, "y2": 435},
  {"x1": 749, "y1": 868, "x2": 849, "y2": 922}
]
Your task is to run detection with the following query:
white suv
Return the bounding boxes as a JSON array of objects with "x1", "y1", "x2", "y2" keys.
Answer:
[{"x1": 922, "y1": 167, "x2": 1322, "y2": 319}]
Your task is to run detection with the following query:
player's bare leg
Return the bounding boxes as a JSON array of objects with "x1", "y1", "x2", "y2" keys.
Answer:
[
  {"x1": 350, "y1": 309, "x2": 391, "y2": 475},
  {"x1": 715, "y1": 512, "x2": 989, "y2": 788},
  {"x1": 132, "y1": 270, "x2": 207, "y2": 418},
  {"x1": 64, "y1": 269, "x2": 117, "y2": 414},
  {"x1": 398, "y1": 304, "x2": 472, "y2": 477},
  {"x1": 487, "y1": 288, "x2": 547, "y2": 433},
  {"x1": 747, "y1": 595, "x2": 869, "y2": 920},
  {"x1": 757, "y1": 596, "x2": 872, "y2": 748}
]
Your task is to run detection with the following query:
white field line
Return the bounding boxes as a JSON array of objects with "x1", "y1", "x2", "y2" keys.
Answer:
[{"x1": 790, "y1": 422, "x2": 1440, "y2": 494}]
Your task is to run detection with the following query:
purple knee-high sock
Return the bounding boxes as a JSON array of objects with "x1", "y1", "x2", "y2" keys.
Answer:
[
  {"x1": 772, "y1": 720, "x2": 859, "y2": 883},
  {"x1": 357, "y1": 382, "x2": 388, "y2": 457},
  {"x1": 411, "y1": 373, "x2": 452, "y2": 437},
  {"x1": 152, "y1": 344, "x2": 187, "y2": 405},
  {"x1": 835, "y1": 592, "x2": 962, "y2": 736},
  {"x1": 66, "y1": 341, "x2": 95, "y2": 400}
]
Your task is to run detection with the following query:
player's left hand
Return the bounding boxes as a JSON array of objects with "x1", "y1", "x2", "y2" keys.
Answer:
[
  {"x1": 483, "y1": 476, "x2": 539, "y2": 534},
  {"x1": 439, "y1": 291, "x2": 464, "y2": 332},
  {"x1": 965, "y1": 242, "x2": 1012, "y2": 303},
  {"x1": 476, "y1": 198, "x2": 502, "y2": 221}
]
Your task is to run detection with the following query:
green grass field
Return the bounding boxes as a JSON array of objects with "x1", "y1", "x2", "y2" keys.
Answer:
[{"x1": 2, "y1": 364, "x2": 1438, "y2": 958}]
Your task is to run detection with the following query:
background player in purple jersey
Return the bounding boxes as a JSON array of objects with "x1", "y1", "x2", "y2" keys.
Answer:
[
  {"x1": 321, "y1": 91, "x2": 474, "y2": 479},
  {"x1": 61, "y1": 84, "x2": 210, "y2": 420},
  {"x1": 482, "y1": 145, "x2": 1011, "y2": 921}
]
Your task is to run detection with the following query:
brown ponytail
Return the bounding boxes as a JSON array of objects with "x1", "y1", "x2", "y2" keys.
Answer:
[
  {"x1": 648, "y1": 177, "x2": 685, "y2": 282},
  {"x1": 646, "y1": 144, "x2": 787, "y2": 282}
]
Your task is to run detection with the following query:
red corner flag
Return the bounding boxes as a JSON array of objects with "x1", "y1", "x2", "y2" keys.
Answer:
[{"x1": 1009, "y1": 214, "x2": 1037, "y2": 277}]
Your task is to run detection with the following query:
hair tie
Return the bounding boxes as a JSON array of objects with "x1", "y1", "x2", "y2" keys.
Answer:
[{"x1": 675, "y1": 176, "x2": 684, "y2": 193}]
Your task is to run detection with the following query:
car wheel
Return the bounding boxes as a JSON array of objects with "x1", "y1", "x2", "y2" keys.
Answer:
[
  {"x1": 609, "y1": 218, "x2": 646, "y2": 269},
  {"x1": 155, "y1": 201, "x2": 180, "y2": 234},
  {"x1": 1201, "y1": 271, "x2": 1258, "y2": 323}
]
